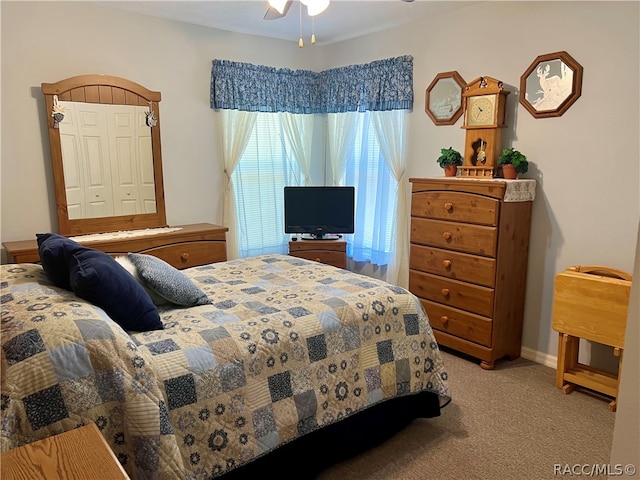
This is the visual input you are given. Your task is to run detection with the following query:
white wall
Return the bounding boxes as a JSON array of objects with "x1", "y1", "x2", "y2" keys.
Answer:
[{"x1": 1, "y1": 1, "x2": 638, "y2": 364}]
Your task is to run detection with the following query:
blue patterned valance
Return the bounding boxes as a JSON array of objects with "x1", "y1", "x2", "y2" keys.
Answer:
[
  {"x1": 211, "y1": 60, "x2": 322, "y2": 114},
  {"x1": 210, "y1": 56, "x2": 413, "y2": 114}
]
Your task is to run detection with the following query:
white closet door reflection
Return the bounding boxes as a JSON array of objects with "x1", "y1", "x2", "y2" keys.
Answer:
[{"x1": 58, "y1": 101, "x2": 156, "y2": 220}]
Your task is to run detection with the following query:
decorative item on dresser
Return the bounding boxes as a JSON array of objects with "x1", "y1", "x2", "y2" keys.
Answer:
[
  {"x1": 408, "y1": 177, "x2": 536, "y2": 369},
  {"x1": 436, "y1": 147, "x2": 463, "y2": 177},
  {"x1": 497, "y1": 147, "x2": 529, "y2": 180},
  {"x1": 460, "y1": 76, "x2": 510, "y2": 178},
  {"x1": 2, "y1": 223, "x2": 228, "y2": 269},
  {"x1": 288, "y1": 239, "x2": 347, "y2": 269}
]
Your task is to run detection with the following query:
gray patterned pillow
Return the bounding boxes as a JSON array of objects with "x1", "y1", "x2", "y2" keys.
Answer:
[{"x1": 128, "y1": 253, "x2": 212, "y2": 307}]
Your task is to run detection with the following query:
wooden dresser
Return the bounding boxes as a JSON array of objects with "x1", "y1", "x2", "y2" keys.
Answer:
[
  {"x1": 408, "y1": 178, "x2": 535, "y2": 369},
  {"x1": 289, "y1": 239, "x2": 347, "y2": 269},
  {"x1": 3, "y1": 223, "x2": 228, "y2": 270}
]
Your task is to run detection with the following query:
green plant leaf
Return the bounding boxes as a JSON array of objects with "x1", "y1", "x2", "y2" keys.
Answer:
[{"x1": 437, "y1": 147, "x2": 463, "y2": 168}]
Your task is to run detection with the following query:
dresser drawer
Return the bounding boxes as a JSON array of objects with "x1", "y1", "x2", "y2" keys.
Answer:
[
  {"x1": 411, "y1": 191, "x2": 499, "y2": 226},
  {"x1": 289, "y1": 241, "x2": 346, "y2": 254},
  {"x1": 141, "y1": 241, "x2": 227, "y2": 269},
  {"x1": 420, "y1": 299, "x2": 492, "y2": 347},
  {"x1": 409, "y1": 244, "x2": 496, "y2": 287},
  {"x1": 409, "y1": 270, "x2": 494, "y2": 317},
  {"x1": 411, "y1": 217, "x2": 497, "y2": 257},
  {"x1": 290, "y1": 250, "x2": 346, "y2": 269}
]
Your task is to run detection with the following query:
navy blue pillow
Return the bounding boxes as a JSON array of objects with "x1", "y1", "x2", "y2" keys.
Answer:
[
  {"x1": 36, "y1": 233, "x2": 84, "y2": 290},
  {"x1": 69, "y1": 249, "x2": 163, "y2": 332}
]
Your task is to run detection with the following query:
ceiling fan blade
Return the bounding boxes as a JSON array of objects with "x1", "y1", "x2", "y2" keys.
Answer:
[{"x1": 263, "y1": 0, "x2": 293, "y2": 20}]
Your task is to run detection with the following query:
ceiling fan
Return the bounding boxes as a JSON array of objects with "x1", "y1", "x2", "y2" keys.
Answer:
[
  {"x1": 264, "y1": 0, "x2": 414, "y2": 21},
  {"x1": 264, "y1": 0, "x2": 324, "y2": 20},
  {"x1": 264, "y1": 0, "x2": 415, "y2": 47}
]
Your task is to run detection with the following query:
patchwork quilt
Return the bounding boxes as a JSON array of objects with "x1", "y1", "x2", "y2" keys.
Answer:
[{"x1": 1, "y1": 255, "x2": 450, "y2": 479}]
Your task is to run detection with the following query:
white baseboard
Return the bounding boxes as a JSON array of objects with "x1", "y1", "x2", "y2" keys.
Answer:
[{"x1": 521, "y1": 346, "x2": 557, "y2": 369}]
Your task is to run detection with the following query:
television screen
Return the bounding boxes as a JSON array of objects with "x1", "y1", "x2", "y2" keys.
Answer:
[{"x1": 284, "y1": 186, "x2": 355, "y2": 239}]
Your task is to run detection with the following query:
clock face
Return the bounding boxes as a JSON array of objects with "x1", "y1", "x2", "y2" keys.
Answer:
[{"x1": 467, "y1": 95, "x2": 497, "y2": 126}]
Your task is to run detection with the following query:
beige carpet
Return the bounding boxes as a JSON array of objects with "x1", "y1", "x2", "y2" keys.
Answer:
[{"x1": 317, "y1": 349, "x2": 616, "y2": 480}]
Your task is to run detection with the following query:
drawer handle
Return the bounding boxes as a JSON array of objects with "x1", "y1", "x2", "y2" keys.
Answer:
[
  {"x1": 314, "y1": 257, "x2": 321, "y2": 262},
  {"x1": 181, "y1": 252, "x2": 190, "y2": 261},
  {"x1": 440, "y1": 315, "x2": 449, "y2": 325},
  {"x1": 444, "y1": 202, "x2": 453, "y2": 211},
  {"x1": 442, "y1": 259, "x2": 452, "y2": 268},
  {"x1": 441, "y1": 288, "x2": 450, "y2": 297},
  {"x1": 442, "y1": 231, "x2": 452, "y2": 240}
]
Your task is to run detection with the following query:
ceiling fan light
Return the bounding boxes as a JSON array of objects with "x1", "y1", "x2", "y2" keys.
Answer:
[
  {"x1": 302, "y1": 0, "x2": 329, "y2": 17},
  {"x1": 268, "y1": 0, "x2": 289, "y2": 15}
]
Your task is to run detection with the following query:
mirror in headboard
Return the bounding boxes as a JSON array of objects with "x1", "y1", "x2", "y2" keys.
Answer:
[{"x1": 42, "y1": 74, "x2": 167, "y2": 235}]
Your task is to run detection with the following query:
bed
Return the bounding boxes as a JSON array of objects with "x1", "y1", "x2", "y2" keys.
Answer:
[{"x1": 1, "y1": 253, "x2": 450, "y2": 480}]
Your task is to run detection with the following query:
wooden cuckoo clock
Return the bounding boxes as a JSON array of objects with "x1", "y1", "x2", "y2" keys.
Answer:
[{"x1": 460, "y1": 76, "x2": 510, "y2": 178}]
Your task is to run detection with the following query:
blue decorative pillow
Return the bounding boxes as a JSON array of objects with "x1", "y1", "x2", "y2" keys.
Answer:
[
  {"x1": 69, "y1": 249, "x2": 163, "y2": 332},
  {"x1": 36, "y1": 233, "x2": 84, "y2": 290},
  {"x1": 114, "y1": 255, "x2": 169, "y2": 306},
  {"x1": 128, "y1": 253, "x2": 211, "y2": 307}
]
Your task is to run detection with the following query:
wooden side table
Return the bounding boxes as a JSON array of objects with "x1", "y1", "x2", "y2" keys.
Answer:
[
  {"x1": 289, "y1": 239, "x2": 347, "y2": 269},
  {"x1": 552, "y1": 265, "x2": 632, "y2": 411},
  {"x1": 1, "y1": 424, "x2": 130, "y2": 480}
]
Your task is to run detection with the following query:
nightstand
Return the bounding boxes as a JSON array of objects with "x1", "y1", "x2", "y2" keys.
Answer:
[
  {"x1": 289, "y1": 240, "x2": 347, "y2": 269},
  {"x1": 0, "y1": 424, "x2": 130, "y2": 480}
]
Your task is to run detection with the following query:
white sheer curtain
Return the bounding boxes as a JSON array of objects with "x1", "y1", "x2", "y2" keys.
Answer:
[
  {"x1": 218, "y1": 109, "x2": 257, "y2": 259},
  {"x1": 230, "y1": 112, "x2": 306, "y2": 257},
  {"x1": 327, "y1": 112, "x2": 357, "y2": 185},
  {"x1": 328, "y1": 111, "x2": 401, "y2": 284},
  {"x1": 279, "y1": 112, "x2": 314, "y2": 185},
  {"x1": 371, "y1": 110, "x2": 409, "y2": 288}
]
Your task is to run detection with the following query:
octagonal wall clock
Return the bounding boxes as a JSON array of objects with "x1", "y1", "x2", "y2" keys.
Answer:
[
  {"x1": 520, "y1": 51, "x2": 583, "y2": 118},
  {"x1": 425, "y1": 71, "x2": 466, "y2": 126}
]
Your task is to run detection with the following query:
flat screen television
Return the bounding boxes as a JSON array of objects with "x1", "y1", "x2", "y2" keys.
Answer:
[{"x1": 284, "y1": 186, "x2": 355, "y2": 240}]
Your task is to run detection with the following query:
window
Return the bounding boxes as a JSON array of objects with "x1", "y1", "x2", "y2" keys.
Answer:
[
  {"x1": 345, "y1": 111, "x2": 398, "y2": 266},
  {"x1": 232, "y1": 111, "x2": 400, "y2": 266},
  {"x1": 232, "y1": 113, "x2": 303, "y2": 257}
]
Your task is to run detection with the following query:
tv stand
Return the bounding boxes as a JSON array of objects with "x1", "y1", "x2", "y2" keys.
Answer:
[{"x1": 289, "y1": 240, "x2": 346, "y2": 269}]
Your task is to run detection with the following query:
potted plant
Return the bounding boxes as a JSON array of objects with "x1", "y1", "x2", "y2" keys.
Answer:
[
  {"x1": 437, "y1": 147, "x2": 463, "y2": 177},
  {"x1": 497, "y1": 147, "x2": 528, "y2": 179}
]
